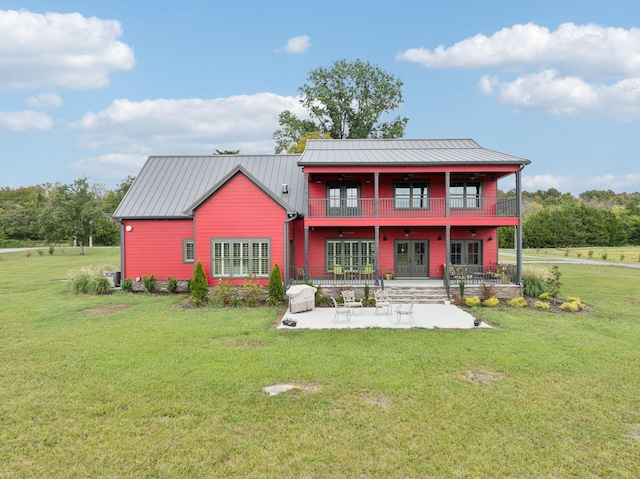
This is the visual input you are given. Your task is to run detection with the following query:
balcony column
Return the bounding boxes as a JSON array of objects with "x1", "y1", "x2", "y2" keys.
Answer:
[
  {"x1": 303, "y1": 172, "x2": 309, "y2": 217},
  {"x1": 445, "y1": 171, "x2": 450, "y2": 217},
  {"x1": 515, "y1": 168, "x2": 523, "y2": 289},
  {"x1": 374, "y1": 172, "x2": 379, "y2": 217},
  {"x1": 374, "y1": 225, "x2": 380, "y2": 285},
  {"x1": 304, "y1": 226, "x2": 309, "y2": 279}
]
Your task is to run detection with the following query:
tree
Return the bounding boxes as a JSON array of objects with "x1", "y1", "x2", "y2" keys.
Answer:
[
  {"x1": 287, "y1": 131, "x2": 332, "y2": 154},
  {"x1": 38, "y1": 178, "x2": 100, "y2": 255},
  {"x1": 267, "y1": 263, "x2": 285, "y2": 306},
  {"x1": 273, "y1": 59, "x2": 409, "y2": 153},
  {"x1": 190, "y1": 261, "x2": 209, "y2": 306}
]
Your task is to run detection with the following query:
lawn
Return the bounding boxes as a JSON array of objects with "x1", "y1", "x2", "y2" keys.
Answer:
[
  {"x1": 1, "y1": 248, "x2": 640, "y2": 477},
  {"x1": 506, "y1": 245, "x2": 640, "y2": 263}
]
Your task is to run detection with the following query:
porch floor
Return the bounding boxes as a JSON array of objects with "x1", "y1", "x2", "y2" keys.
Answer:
[{"x1": 278, "y1": 303, "x2": 488, "y2": 330}]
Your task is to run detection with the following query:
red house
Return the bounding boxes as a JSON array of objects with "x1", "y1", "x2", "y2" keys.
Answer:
[{"x1": 113, "y1": 139, "x2": 530, "y2": 292}]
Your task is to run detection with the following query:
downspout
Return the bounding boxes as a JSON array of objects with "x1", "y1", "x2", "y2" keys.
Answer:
[
  {"x1": 283, "y1": 213, "x2": 298, "y2": 286},
  {"x1": 119, "y1": 220, "x2": 125, "y2": 284}
]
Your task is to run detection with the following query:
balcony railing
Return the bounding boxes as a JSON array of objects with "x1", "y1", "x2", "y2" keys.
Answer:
[{"x1": 308, "y1": 197, "x2": 517, "y2": 218}]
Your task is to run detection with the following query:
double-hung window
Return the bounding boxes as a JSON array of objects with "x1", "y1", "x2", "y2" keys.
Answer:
[
  {"x1": 394, "y1": 181, "x2": 429, "y2": 210},
  {"x1": 450, "y1": 181, "x2": 482, "y2": 209},
  {"x1": 183, "y1": 239, "x2": 195, "y2": 263},
  {"x1": 211, "y1": 239, "x2": 270, "y2": 278}
]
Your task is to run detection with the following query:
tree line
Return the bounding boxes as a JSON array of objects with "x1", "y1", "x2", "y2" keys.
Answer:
[{"x1": 499, "y1": 188, "x2": 640, "y2": 248}]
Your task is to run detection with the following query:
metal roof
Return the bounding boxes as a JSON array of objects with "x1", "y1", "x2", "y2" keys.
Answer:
[
  {"x1": 298, "y1": 138, "x2": 531, "y2": 166},
  {"x1": 113, "y1": 155, "x2": 304, "y2": 219}
]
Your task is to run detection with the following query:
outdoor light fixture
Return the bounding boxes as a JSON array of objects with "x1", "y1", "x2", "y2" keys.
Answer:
[
  {"x1": 404, "y1": 228, "x2": 409, "y2": 237},
  {"x1": 282, "y1": 184, "x2": 289, "y2": 194},
  {"x1": 383, "y1": 236, "x2": 388, "y2": 241},
  {"x1": 488, "y1": 236, "x2": 493, "y2": 241},
  {"x1": 339, "y1": 228, "x2": 344, "y2": 238},
  {"x1": 437, "y1": 236, "x2": 443, "y2": 241},
  {"x1": 125, "y1": 225, "x2": 133, "y2": 232},
  {"x1": 471, "y1": 229, "x2": 476, "y2": 237}
]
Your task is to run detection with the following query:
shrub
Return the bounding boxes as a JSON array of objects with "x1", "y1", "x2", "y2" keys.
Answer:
[
  {"x1": 566, "y1": 296, "x2": 584, "y2": 310},
  {"x1": 459, "y1": 281, "x2": 465, "y2": 298},
  {"x1": 69, "y1": 272, "x2": 92, "y2": 294},
  {"x1": 67, "y1": 264, "x2": 117, "y2": 294},
  {"x1": 547, "y1": 265, "x2": 562, "y2": 303},
  {"x1": 37, "y1": 249, "x2": 45, "y2": 256},
  {"x1": 364, "y1": 284, "x2": 370, "y2": 302},
  {"x1": 211, "y1": 278, "x2": 233, "y2": 306},
  {"x1": 190, "y1": 261, "x2": 209, "y2": 306},
  {"x1": 601, "y1": 251, "x2": 608, "y2": 261},
  {"x1": 142, "y1": 274, "x2": 156, "y2": 293},
  {"x1": 167, "y1": 276, "x2": 178, "y2": 294},
  {"x1": 48, "y1": 245, "x2": 55, "y2": 255},
  {"x1": 539, "y1": 292, "x2": 551, "y2": 300},
  {"x1": 240, "y1": 275, "x2": 263, "y2": 307},
  {"x1": 576, "y1": 251, "x2": 582, "y2": 258},
  {"x1": 92, "y1": 276, "x2": 111, "y2": 295},
  {"x1": 522, "y1": 266, "x2": 549, "y2": 297},
  {"x1": 620, "y1": 253, "x2": 625, "y2": 261},
  {"x1": 483, "y1": 297, "x2": 500, "y2": 307},
  {"x1": 508, "y1": 297, "x2": 527, "y2": 308},
  {"x1": 464, "y1": 296, "x2": 481, "y2": 307},
  {"x1": 588, "y1": 250, "x2": 594, "y2": 259},
  {"x1": 534, "y1": 301, "x2": 550, "y2": 311},
  {"x1": 480, "y1": 282, "x2": 497, "y2": 300},
  {"x1": 564, "y1": 249, "x2": 569, "y2": 257},
  {"x1": 267, "y1": 264, "x2": 284, "y2": 306},
  {"x1": 121, "y1": 278, "x2": 133, "y2": 293},
  {"x1": 560, "y1": 301, "x2": 579, "y2": 312}
]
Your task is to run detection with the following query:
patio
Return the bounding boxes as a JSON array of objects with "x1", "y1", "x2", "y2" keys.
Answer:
[{"x1": 278, "y1": 303, "x2": 489, "y2": 330}]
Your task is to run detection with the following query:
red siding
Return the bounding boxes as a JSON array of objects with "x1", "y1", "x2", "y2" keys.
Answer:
[
  {"x1": 122, "y1": 219, "x2": 194, "y2": 281},
  {"x1": 193, "y1": 173, "x2": 287, "y2": 285}
]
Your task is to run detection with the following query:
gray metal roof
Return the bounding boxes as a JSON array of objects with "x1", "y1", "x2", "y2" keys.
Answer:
[
  {"x1": 298, "y1": 138, "x2": 531, "y2": 166},
  {"x1": 113, "y1": 155, "x2": 304, "y2": 219}
]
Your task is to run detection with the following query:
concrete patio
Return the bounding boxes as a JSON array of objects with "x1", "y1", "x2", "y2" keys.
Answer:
[{"x1": 278, "y1": 303, "x2": 489, "y2": 330}]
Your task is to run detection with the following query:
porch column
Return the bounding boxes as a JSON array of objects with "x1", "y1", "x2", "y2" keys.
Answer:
[
  {"x1": 445, "y1": 171, "x2": 450, "y2": 217},
  {"x1": 304, "y1": 226, "x2": 309, "y2": 279},
  {"x1": 374, "y1": 172, "x2": 379, "y2": 217},
  {"x1": 515, "y1": 168, "x2": 523, "y2": 288},
  {"x1": 374, "y1": 225, "x2": 380, "y2": 285}
]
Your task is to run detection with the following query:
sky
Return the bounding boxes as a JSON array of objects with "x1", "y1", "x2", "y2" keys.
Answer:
[{"x1": 1, "y1": 0, "x2": 640, "y2": 195}]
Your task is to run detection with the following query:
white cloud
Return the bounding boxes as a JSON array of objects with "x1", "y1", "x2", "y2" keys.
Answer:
[
  {"x1": 68, "y1": 92, "x2": 306, "y2": 154},
  {"x1": 25, "y1": 92, "x2": 63, "y2": 109},
  {"x1": 523, "y1": 174, "x2": 567, "y2": 191},
  {"x1": 281, "y1": 35, "x2": 311, "y2": 54},
  {"x1": 523, "y1": 173, "x2": 640, "y2": 194},
  {"x1": 69, "y1": 153, "x2": 147, "y2": 181},
  {"x1": 0, "y1": 110, "x2": 53, "y2": 131},
  {"x1": 0, "y1": 9, "x2": 135, "y2": 91},
  {"x1": 398, "y1": 22, "x2": 640, "y2": 122}
]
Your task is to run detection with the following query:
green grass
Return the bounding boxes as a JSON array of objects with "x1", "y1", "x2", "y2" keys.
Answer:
[
  {"x1": 2, "y1": 248, "x2": 640, "y2": 477},
  {"x1": 509, "y1": 246, "x2": 640, "y2": 263}
]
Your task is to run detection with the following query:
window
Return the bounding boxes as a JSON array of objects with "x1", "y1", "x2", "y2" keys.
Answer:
[
  {"x1": 211, "y1": 239, "x2": 270, "y2": 277},
  {"x1": 327, "y1": 184, "x2": 360, "y2": 217},
  {"x1": 450, "y1": 181, "x2": 482, "y2": 209},
  {"x1": 394, "y1": 181, "x2": 429, "y2": 209},
  {"x1": 450, "y1": 240, "x2": 481, "y2": 265},
  {"x1": 183, "y1": 239, "x2": 194, "y2": 263},
  {"x1": 326, "y1": 239, "x2": 375, "y2": 272}
]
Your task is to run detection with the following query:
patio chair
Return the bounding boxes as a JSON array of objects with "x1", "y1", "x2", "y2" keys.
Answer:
[
  {"x1": 395, "y1": 301, "x2": 415, "y2": 325},
  {"x1": 342, "y1": 290, "x2": 363, "y2": 314},
  {"x1": 361, "y1": 264, "x2": 374, "y2": 281},
  {"x1": 374, "y1": 290, "x2": 392, "y2": 316},
  {"x1": 333, "y1": 264, "x2": 344, "y2": 282},
  {"x1": 296, "y1": 267, "x2": 305, "y2": 281},
  {"x1": 331, "y1": 296, "x2": 351, "y2": 323}
]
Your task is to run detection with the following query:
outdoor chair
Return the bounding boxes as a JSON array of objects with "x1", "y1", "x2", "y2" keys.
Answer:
[
  {"x1": 395, "y1": 301, "x2": 415, "y2": 325},
  {"x1": 333, "y1": 264, "x2": 344, "y2": 282},
  {"x1": 374, "y1": 290, "x2": 392, "y2": 316},
  {"x1": 296, "y1": 267, "x2": 305, "y2": 281},
  {"x1": 331, "y1": 296, "x2": 351, "y2": 323},
  {"x1": 361, "y1": 264, "x2": 374, "y2": 281},
  {"x1": 342, "y1": 290, "x2": 363, "y2": 314}
]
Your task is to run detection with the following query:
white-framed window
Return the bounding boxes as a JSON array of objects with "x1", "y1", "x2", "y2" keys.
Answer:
[
  {"x1": 211, "y1": 239, "x2": 270, "y2": 278},
  {"x1": 183, "y1": 239, "x2": 195, "y2": 263},
  {"x1": 394, "y1": 181, "x2": 429, "y2": 210},
  {"x1": 326, "y1": 239, "x2": 375, "y2": 273},
  {"x1": 450, "y1": 181, "x2": 482, "y2": 209}
]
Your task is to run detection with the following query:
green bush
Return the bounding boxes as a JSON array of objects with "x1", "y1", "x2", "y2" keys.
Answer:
[
  {"x1": 121, "y1": 278, "x2": 133, "y2": 293},
  {"x1": 67, "y1": 264, "x2": 117, "y2": 294},
  {"x1": 190, "y1": 261, "x2": 209, "y2": 306},
  {"x1": 69, "y1": 272, "x2": 92, "y2": 294},
  {"x1": 142, "y1": 274, "x2": 156, "y2": 293},
  {"x1": 240, "y1": 275, "x2": 263, "y2": 307},
  {"x1": 508, "y1": 297, "x2": 527, "y2": 308},
  {"x1": 601, "y1": 251, "x2": 608, "y2": 261},
  {"x1": 522, "y1": 266, "x2": 549, "y2": 297},
  {"x1": 211, "y1": 278, "x2": 233, "y2": 306},
  {"x1": 167, "y1": 276, "x2": 178, "y2": 294},
  {"x1": 267, "y1": 264, "x2": 284, "y2": 306},
  {"x1": 464, "y1": 296, "x2": 481, "y2": 307},
  {"x1": 92, "y1": 276, "x2": 111, "y2": 295}
]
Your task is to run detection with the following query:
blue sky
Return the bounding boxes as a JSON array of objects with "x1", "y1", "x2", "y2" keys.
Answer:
[{"x1": 1, "y1": 0, "x2": 640, "y2": 194}]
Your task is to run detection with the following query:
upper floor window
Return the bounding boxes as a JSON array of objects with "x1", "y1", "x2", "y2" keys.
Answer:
[
  {"x1": 327, "y1": 183, "x2": 360, "y2": 217},
  {"x1": 394, "y1": 181, "x2": 429, "y2": 209},
  {"x1": 450, "y1": 181, "x2": 482, "y2": 209}
]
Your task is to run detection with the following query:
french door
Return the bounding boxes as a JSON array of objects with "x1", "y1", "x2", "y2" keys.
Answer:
[
  {"x1": 450, "y1": 240, "x2": 481, "y2": 266},
  {"x1": 394, "y1": 240, "x2": 429, "y2": 278}
]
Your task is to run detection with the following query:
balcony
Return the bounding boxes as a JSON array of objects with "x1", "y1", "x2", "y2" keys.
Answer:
[{"x1": 307, "y1": 197, "x2": 517, "y2": 218}]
